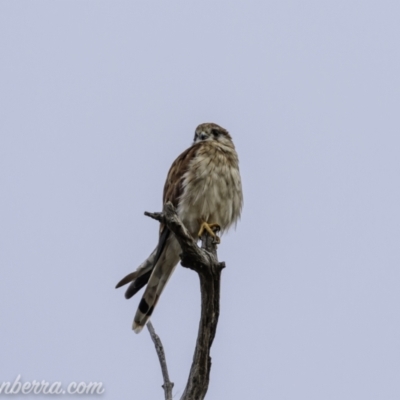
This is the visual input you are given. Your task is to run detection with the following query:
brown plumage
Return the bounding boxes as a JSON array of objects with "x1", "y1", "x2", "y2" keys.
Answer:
[{"x1": 116, "y1": 123, "x2": 243, "y2": 333}]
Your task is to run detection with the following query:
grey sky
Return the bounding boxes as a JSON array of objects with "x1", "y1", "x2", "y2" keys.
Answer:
[{"x1": 1, "y1": 1, "x2": 399, "y2": 399}]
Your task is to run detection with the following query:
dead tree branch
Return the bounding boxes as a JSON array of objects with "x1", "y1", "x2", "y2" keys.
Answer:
[
  {"x1": 144, "y1": 202, "x2": 225, "y2": 400},
  {"x1": 146, "y1": 320, "x2": 174, "y2": 400}
]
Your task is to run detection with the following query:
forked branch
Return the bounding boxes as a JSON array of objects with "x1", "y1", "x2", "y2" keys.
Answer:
[{"x1": 144, "y1": 202, "x2": 225, "y2": 400}]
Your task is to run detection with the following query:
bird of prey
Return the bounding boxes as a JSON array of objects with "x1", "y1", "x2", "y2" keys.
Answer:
[{"x1": 116, "y1": 123, "x2": 243, "y2": 333}]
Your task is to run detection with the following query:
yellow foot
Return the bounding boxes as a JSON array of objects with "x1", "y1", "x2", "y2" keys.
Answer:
[{"x1": 198, "y1": 221, "x2": 221, "y2": 244}]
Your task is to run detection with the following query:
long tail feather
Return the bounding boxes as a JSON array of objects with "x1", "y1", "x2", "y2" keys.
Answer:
[
  {"x1": 124, "y1": 269, "x2": 152, "y2": 299},
  {"x1": 132, "y1": 236, "x2": 180, "y2": 333},
  {"x1": 115, "y1": 227, "x2": 171, "y2": 297},
  {"x1": 115, "y1": 247, "x2": 156, "y2": 295}
]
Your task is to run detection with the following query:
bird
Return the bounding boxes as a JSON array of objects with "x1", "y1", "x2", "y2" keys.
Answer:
[{"x1": 116, "y1": 123, "x2": 243, "y2": 333}]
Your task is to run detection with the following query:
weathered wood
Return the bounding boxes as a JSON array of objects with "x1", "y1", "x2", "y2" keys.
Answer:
[
  {"x1": 146, "y1": 321, "x2": 174, "y2": 400},
  {"x1": 144, "y1": 202, "x2": 225, "y2": 400},
  {"x1": 180, "y1": 230, "x2": 224, "y2": 400}
]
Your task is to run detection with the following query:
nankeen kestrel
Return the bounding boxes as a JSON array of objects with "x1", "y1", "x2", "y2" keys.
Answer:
[{"x1": 116, "y1": 123, "x2": 243, "y2": 333}]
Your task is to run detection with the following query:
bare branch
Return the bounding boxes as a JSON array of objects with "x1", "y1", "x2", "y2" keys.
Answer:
[
  {"x1": 145, "y1": 202, "x2": 225, "y2": 400},
  {"x1": 146, "y1": 320, "x2": 174, "y2": 400},
  {"x1": 144, "y1": 211, "x2": 164, "y2": 222}
]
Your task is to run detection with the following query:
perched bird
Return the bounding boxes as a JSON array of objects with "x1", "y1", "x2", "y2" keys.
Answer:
[{"x1": 116, "y1": 123, "x2": 243, "y2": 333}]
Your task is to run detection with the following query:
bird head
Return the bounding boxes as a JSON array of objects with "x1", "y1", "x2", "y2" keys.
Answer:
[{"x1": 193, "y1": 123, "x2": 233, "y2": 146}]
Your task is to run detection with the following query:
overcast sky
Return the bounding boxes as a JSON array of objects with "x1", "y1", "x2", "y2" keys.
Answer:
[{"x1": 1, "y1": 1, "x2": 400, "y2": 399}]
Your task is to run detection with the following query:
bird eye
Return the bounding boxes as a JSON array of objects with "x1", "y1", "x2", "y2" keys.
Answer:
[{"x1": 211, "y1": 128, "x2": 220, "y2": 137}]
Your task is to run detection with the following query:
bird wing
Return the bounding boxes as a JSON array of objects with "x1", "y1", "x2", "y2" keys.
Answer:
[
  {"x1": 151, "y1": 142, "x2": 202, "y2": 278},
  {"x1": 132, "y1": 142, "x2": 201, "y2": 333},
  {"x1": 115, "y1": 143, "x2": 201, "y2": 299}
]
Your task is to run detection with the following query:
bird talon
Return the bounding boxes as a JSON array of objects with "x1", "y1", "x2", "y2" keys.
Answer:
[
  {"x1": 198, "y1": 221, "x2": 221, "y2": 243},
  {"x1": 208, "y1": 223, "x2": 221, "y2": 233}
]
